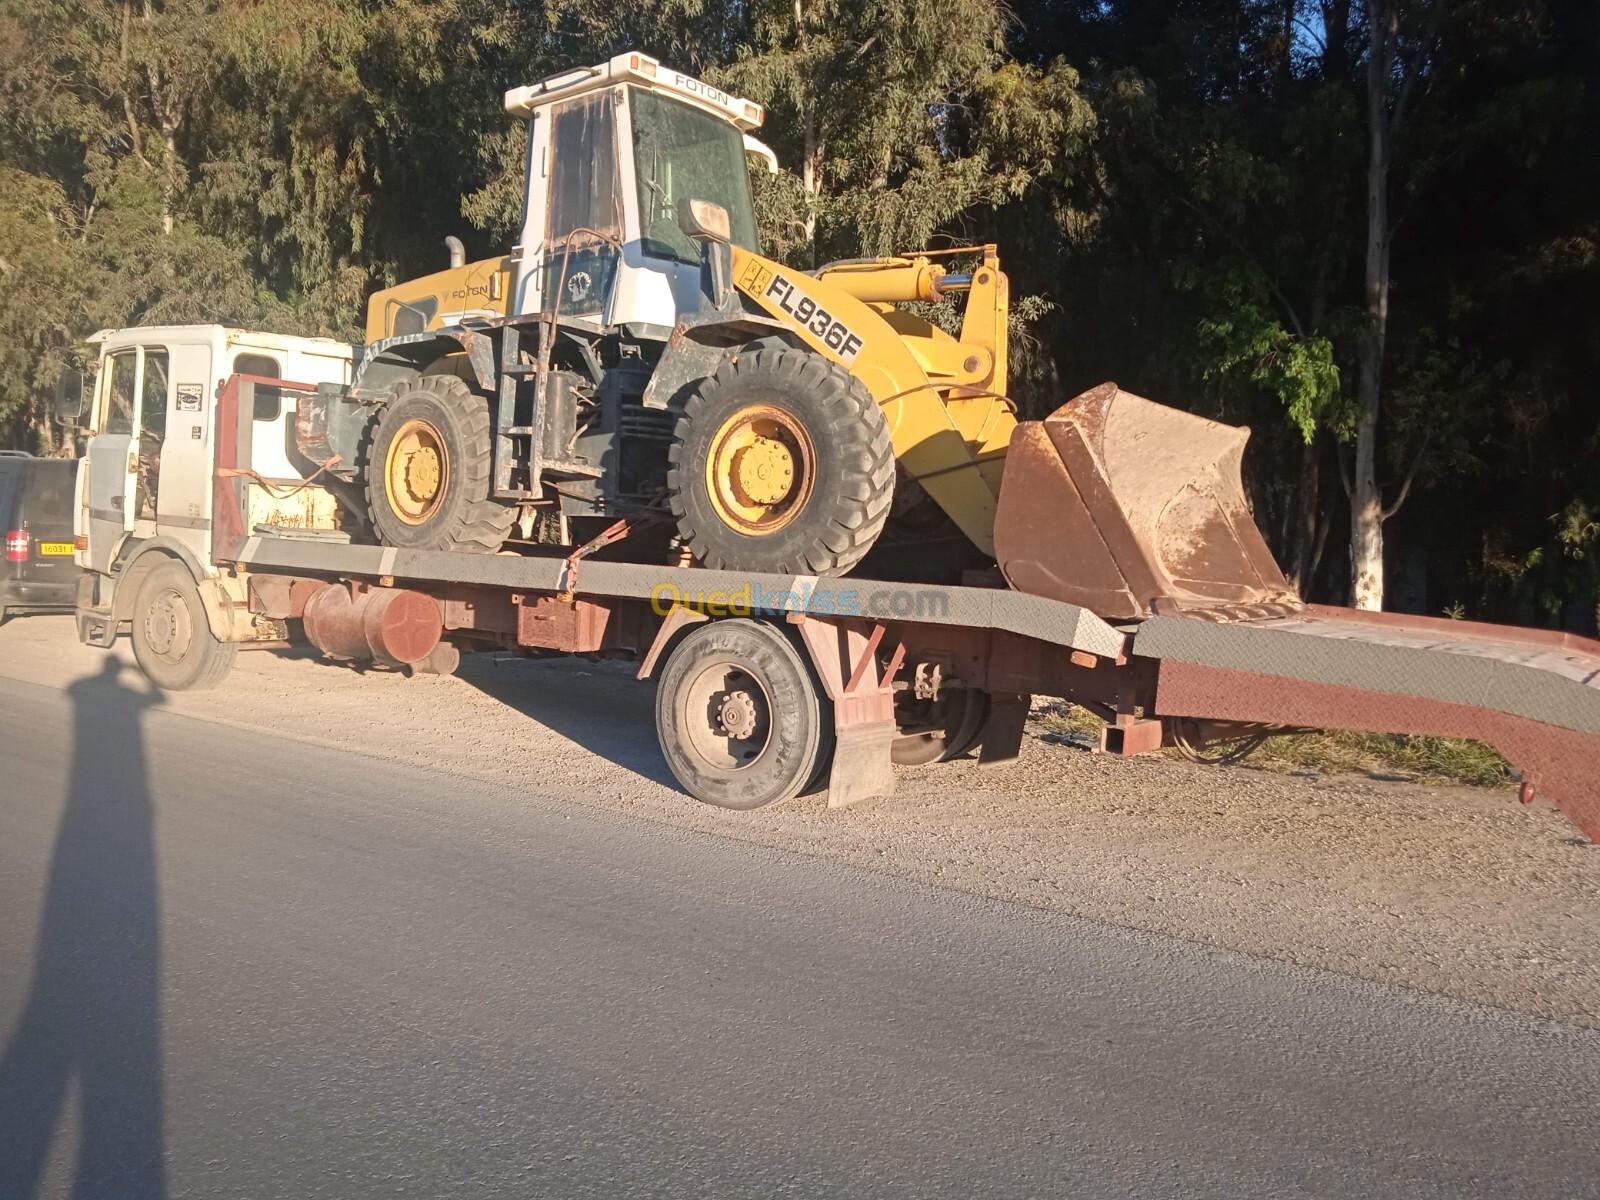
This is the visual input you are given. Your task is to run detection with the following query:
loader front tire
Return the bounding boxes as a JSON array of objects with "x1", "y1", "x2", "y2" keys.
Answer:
[
  {"x1": 365, "y1": 374, "x2": 516, "y2": 553},
  {"x1": 668, "y1": 348, "x2": 894, "y2": 576}
]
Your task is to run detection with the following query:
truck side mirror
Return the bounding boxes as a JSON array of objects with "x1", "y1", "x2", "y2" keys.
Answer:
[
  {"x1": 54, "y1": 368, "x2": 84, "y2": 425},
  {"x1": 678, "y1": 198, "x2": 733, "y2": 309}
]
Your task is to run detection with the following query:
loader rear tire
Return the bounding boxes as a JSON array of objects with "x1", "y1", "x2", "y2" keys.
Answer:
[
  {"x1": 668, "y1": 348, "x2": 894, "y2": 576},
  {"x1": 365, "y1": 374, "x2": 516, "y2": 553}
]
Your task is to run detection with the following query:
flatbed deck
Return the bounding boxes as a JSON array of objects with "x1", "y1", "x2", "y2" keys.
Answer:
[
  {"x1": 227, "y1": 533, "x2": 1128, "y2": 660},
  {"x1": 223, "y1": 526, "x2": 1600, "y2": 841}
]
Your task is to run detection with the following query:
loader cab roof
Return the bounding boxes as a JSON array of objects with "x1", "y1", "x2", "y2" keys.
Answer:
[{"x1": 503, "y1": 51, "x2": 765, "y2": 132}]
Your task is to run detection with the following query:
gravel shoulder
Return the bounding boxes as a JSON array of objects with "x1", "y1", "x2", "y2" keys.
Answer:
[{"x1": 2, "y1": 613, "x2": 1596, "y2": 1027}]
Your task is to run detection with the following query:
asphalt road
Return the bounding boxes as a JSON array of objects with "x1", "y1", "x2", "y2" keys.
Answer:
[{"x1": 0, "y1": 664, "x2": 1596, "y2": 1199}]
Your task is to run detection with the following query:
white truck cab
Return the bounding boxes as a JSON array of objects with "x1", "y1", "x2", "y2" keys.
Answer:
[{"x1": 59, "y1": 324, "x2": 353, "y2": 671}]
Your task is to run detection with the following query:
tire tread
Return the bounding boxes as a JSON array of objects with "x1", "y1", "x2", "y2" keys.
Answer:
[
  {"x1": 365, "y1": 374, "x2": 516, "y2": 553},
  {"x1": 667, "y1": 348, "x2": 895, "y2": 576}
]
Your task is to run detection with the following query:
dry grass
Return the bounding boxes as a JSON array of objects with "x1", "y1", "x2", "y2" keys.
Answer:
[{"x1": 1032, "y1": 703, "x2": 1514, "y2": 787}]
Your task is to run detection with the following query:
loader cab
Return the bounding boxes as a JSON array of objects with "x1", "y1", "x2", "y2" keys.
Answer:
[
  {"x1": 504, "y1": 52, "x2": 770, "y2": 335},
  {"x1": 67, "y1": 326, "x2": 354, "y2": 578}
]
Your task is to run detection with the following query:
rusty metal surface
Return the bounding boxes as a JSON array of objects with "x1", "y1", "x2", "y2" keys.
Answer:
[
  {"x1": 1101, "y1": 716, "x2": 1164, "y2": 757},
  {"x1": 226, "y1": 536, "x2": 1129, "y2": 660},
  {"x1": 1304, "y1": 603, "x2": 1600, "y2": 658},
  {"x1": 439, "y1": 585, "x2": 519, "y2": 637},
  {"x1": 247, "y1": 574, "x2": 296, "y2": 620},
  {"x1": 515, "y1": 595, "x2": 614, "y2": 653},
  {"x1": 636, "y1": 605, "x2": 710, "y2": 679},
  {"x1": 1134, "y1": 607, "x2": 1600, "y2": 737},
  {"x1": 995, "y1": 382, "x2": 1301, "y2": 619},
  {"x1": 790, "y1": 615, "x2": 898, "y2": 807},
  {"x1": 1155, "y1": 659, "x2": 1600, "y2": 842},
  {"x1": 301, "y1": 584, "x2": 443, "y2": 667}
]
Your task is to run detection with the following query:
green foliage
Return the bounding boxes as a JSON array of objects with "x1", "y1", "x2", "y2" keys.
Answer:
[
  {"x1": 708, "y1": 0, "x2": 1093, "y2": 264},
  {"x1": 1036, "y1": 706, "x2": 1513, "y2": 787},
  {"x1": 1248, "y1": 730, "x2": 1513, "y2": 789},
  {"x1": 1556, "y1": 501, "x2": 1600, "y2": 558},
  {"x1": 1198, "y1": 302, "x2": 1346, "y2": 443}
]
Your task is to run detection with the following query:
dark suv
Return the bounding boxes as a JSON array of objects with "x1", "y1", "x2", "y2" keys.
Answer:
[{"x1": 1, "y1": 452, "x2": 80, "y2": 623}]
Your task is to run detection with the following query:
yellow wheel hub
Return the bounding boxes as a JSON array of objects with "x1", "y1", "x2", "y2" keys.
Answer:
[
  {"x1": 734, "y1": 437, "x2": 795, "y2": 506},
  {"x1": 384, "y1": 417, "x2": 450, "y2": 525},
  {"x1": 705, "y1": 405, "x2": 815, "y2": 535}
]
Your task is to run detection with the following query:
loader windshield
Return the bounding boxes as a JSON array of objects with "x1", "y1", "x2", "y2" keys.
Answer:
[{"x1": 630, "y1": 89, "x2": 759, "y2": 264}]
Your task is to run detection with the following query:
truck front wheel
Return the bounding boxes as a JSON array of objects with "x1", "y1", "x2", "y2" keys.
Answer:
[
  {"x1": 130, "y1": 561, "x2": 238, "y2": 690},
  {"x1": 655, "y1": 619, "x2": 833, "y2": 809}
]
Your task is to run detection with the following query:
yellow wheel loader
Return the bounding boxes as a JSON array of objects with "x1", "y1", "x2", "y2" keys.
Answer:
[{"x1": 301, "y1": 51, "x2": 1297, "y2": 621}]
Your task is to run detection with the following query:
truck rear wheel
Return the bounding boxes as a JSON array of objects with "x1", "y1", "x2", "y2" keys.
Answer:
[
  {"x1": 365, "y1": 374, "x2": 516, "y2": 552},
  {"x1": 891, "y1": 687, "x2": 990, "y2": 765},
  {"x1": 668, "y1": 348, "x2": 894, "y2": 576},
  {"x1": 655, "y1": 618, "x2": 833, "y2": 809},
  {"x1": 130, "y1": 561, "x2": 238, "y2": 690}
]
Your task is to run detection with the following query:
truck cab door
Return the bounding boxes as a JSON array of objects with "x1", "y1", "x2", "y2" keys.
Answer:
[{"x1": 82, "y1": 348, "x2": 141, "y2": 574}]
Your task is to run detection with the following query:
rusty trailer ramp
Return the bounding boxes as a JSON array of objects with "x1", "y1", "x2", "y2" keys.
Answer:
[{"x1": 1134, "y1": 607, "x2": 1600, "y2": 841}]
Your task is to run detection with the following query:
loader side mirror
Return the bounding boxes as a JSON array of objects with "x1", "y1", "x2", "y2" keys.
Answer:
[
  {"x1": 676, "y1": 197, "x2": 731, "y2": 244},
  {"x1": 678, "y1": 198, "x2": 733, "y2": 310},
  {"x1": 54, "y1": 368, "x2": 84, "y2": 425}
]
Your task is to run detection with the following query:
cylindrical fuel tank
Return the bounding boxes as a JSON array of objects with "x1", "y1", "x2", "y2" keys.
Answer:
[{"x1": 301, "y1": 584, "x2": 442, "y2": 667}]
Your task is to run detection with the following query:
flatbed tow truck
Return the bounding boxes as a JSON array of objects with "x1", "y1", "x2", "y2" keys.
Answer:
[{"x1": 52, "y1": 337, "x2": 1600, "y2": 840}]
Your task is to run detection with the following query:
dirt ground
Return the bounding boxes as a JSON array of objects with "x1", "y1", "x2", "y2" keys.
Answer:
[{"x1": 3, "y1": 613, "x2": 1597, "y2": 1028}]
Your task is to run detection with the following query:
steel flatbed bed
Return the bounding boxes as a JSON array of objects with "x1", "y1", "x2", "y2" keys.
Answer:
[{"x1": 222, "y1": 524, "x2": 1600, "y2": 841}]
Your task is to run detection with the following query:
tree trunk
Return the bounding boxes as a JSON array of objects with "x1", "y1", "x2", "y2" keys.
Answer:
[
  {"x1": 24, "y1": 409, "x2": 59, "y2": 458},
  {"x1": 800, "y1": 106, "x2": 821, "y2": 263},
  {"x1": 1351, "y1": 2, "x2": 1394, "y2": 611},
  {"x1": 160, "y1": 124, "x2": 177, "y2": 236},
  {"x1": 793, "y1": 0, "x2": 820, "y2": 264},
  {"x1": 1289, "y1": 436, "x2": 1320, "y2": 594},
  {"x1": 1277, "y1": 0, "x2": 1297, "y2": 86},
  {"x1": 1321, "y1": 0, "x2": 1351, "y2": 79}
]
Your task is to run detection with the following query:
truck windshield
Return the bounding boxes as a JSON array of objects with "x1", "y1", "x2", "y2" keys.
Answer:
[{"x1": 630, "y1": 89, "x2": 759, "y2": 264}]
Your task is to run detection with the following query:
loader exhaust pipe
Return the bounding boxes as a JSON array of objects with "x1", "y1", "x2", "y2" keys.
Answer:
[{"x1": 444, "y1": 235, "x2": 466, "y2": 269}]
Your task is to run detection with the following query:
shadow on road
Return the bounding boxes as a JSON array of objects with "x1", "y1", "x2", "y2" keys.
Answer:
[
  {"x1": 455, "y1": 653, "x2": 681, "y2": 790},
  {"x1": 0, "y1": 657, "x2": 167, "y2": 1199}
]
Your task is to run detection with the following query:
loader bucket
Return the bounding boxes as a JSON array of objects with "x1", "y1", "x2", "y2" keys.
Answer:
[{"x1": 995, "y1": 382, "x2": 1301, "y2": 619}]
